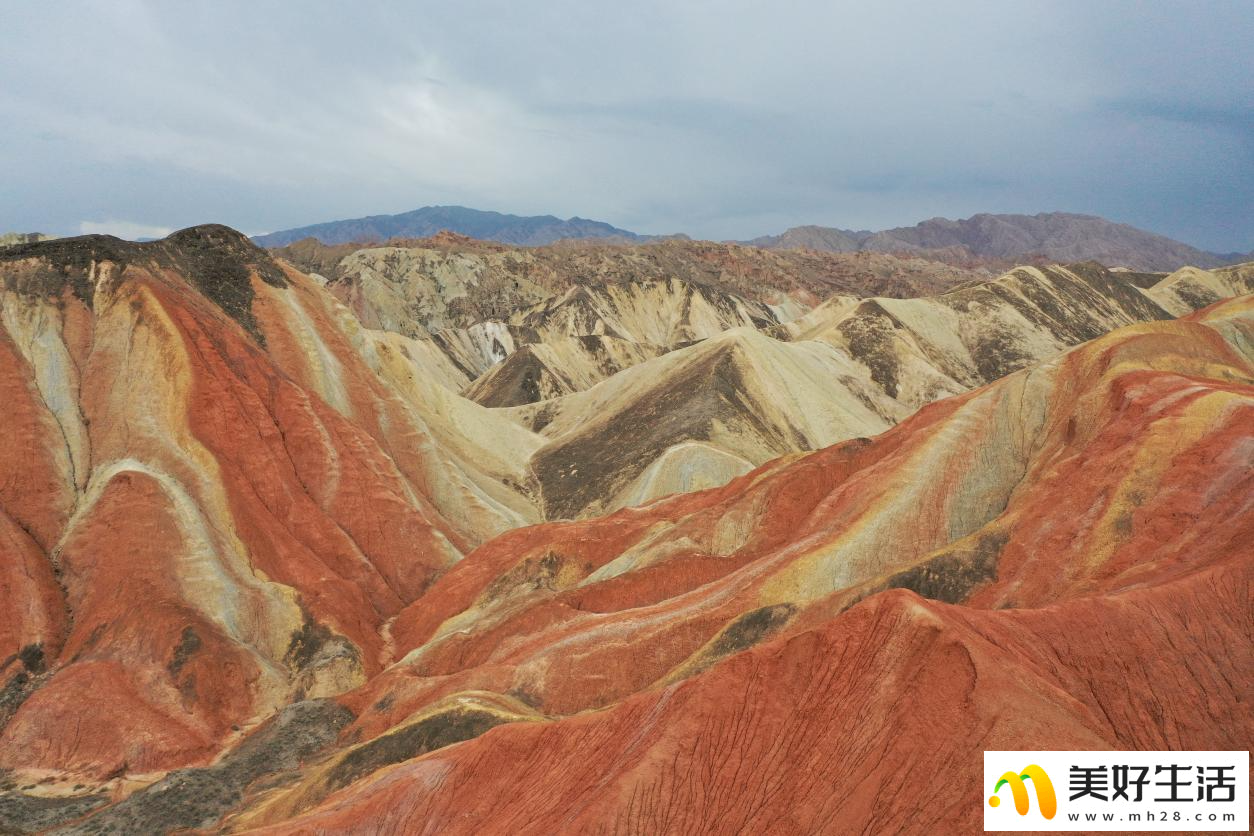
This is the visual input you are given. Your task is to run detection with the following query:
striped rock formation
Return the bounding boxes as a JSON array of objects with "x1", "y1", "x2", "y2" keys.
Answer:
[
  {"x1": 0, "y1": 227, "x2": 537, "y2": 791},
  {"x1": 479, "y1": 263, "x2": 1216, "y2": 518},
  {"x1": 281, "y1": 234, "x2": 992, "y2": 338},
  {"x1": 0, "y1": 227, "x2": 1249, "y2": 833},
  {"x1": 284, "y1": 235, "x2": 993, "y2": 397},
  {"x1": 231, "y1": 294, "x2": 1254, "y2": 835},
  {"x1": 433, "y1": 278, "x2": 796, "y2": 389},
  {"x1": 1143, "y1": 261, "x2": 1254, "y2": 316}
]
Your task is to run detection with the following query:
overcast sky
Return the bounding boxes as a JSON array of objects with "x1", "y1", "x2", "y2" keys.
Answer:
[{"x1": 2, "y1": 0, "x2": 1251, "y2": 251}]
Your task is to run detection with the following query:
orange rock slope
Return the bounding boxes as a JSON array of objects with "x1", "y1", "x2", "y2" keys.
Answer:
[
  {"x1": 0, "y1": 228, "x2": 1249, "y2": 834},
  {"x1": 238, "y1": 295, "x2": 1251, "y2": 834},
  {"x1": 0, "y1": 227, "x2": 535, "y2": 783}
]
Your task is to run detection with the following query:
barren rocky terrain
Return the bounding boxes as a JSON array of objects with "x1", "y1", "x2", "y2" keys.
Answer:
[{"x1": 0, "y1": 228, "x2": 1249, "y2": 833}]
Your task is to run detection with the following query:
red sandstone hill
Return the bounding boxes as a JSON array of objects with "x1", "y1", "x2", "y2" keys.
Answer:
[
  {"x1": 226, "y1": 296, "x2": 1252, "y2": 834},
  {"x1": 0, "y1": 228, "x2": 537, "y2": 794},
  {"x1": 0, "y1": 228, "x2": 1249, "y2": 834}
]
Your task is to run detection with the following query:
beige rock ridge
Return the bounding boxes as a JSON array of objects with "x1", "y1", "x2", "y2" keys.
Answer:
[
  {"x1": 463, "y1": 336, "x2": 665, "y2": 406},
  {"x1": 775, "y1": 262, "x2": 1173, "y2": 413},
  {"x1": 514, "y1": 326, "x2": 898, "y2": 518},
  {"x1": 454, "y1": 259, "x2": 1198, "y2": 419},
  {"x1": 328, "y1": 245, "x2": 550, "y2": 338},
  {"x1": 483, "y1": 262, "x2": 1239, "y2": 518},
  {"x1": 1143, "y1": 260, "x2": 1254, "y2": 316},
  {"x1": 277, "y1": 235, "x2": 1006, "y2": 410},
  {"x1": 428, "y1": 277, "x2": 796, "y2": 390},
  {"x1": 284, "y1": 236, "x2": 991, "y2": 336},
  {"x1": 334, "y1": 257, "x2": 1254, "y2": 525},
  {"x1": 455, "y1": 278, "x2": 795, "y2": 406},
  {"x1": 507, "y1": 279, "x2": 795, "y2": 345}
]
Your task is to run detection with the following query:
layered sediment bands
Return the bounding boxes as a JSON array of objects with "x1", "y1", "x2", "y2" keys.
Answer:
[
  {"x1": 224, "y1": 692, "x2": 541, "y2": 828},
  {"x1": 520, "y1": 327, "x2": 896, "y2": 517},
  {"x1": 485, "y1": 263, "x2": 1207, "y2": 518},
  {"x1": 231, "y1": 295, "x2": 1253, "y2": 834},
  {"x1": 776, "y1": 263, "x2": 1175, "y2": 412},
  {"x1": 463, "y1": 337, "x2": 665, "y2": 407},
  {"x1": 295, "y1": 236, "x2": 992, "y2": 393},
  {"x1": 379, "y1": 310, "x2": 1249, "y2": 719},
  {"x1": 1144, "y1": 261, "x2": 1254, "y2": 316},
  {"x1": 251, "y1": 267, "x2": 540, "y2": 546},
  {"x1": 507, "y1": 280, "x2": 787, "y2": 348},
  {"x1": 1, "y1": 225, "x2": 1250, "y2": 833},
  {"x1": 287, "y1": 234, "x2": 990, "y2": 337},
  {"x1": 0, "y1": 326, "x2": 74, "y2": 686},
  {"x1": 0, "y1": 225, "x2": 286, "y2": 341},
  {"x1": 260, "y1": 573, "x2": 1251, "y2": 834},
  {"x1": 0, "y1": 228, "x2": 535, "y2": 785},
  {"x1": 324, "y1": 244, "x2": 550, "y2": 338},
  {"x1": 53, "y1": 699, "x2": 354, "y2": 835},
  {"x1": 307, "y1": 252, "x2": 1235, "y2": 527},
  {"x1": 438, "y1": 277, "x2": 805, "y2": 391}
]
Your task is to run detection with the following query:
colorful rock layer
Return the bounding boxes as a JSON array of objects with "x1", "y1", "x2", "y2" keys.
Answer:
[{"x1": 0, "y1": 228, "x2": 1248, "y2": 834}]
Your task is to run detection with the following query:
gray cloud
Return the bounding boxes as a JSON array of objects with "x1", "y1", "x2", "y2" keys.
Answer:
[
  {"x1": 1, "y1": 0, "x2": 1250, "y2": 251},
  {"x1": 1102, "y1": 100, "x2": 1254, "y2": 149}
]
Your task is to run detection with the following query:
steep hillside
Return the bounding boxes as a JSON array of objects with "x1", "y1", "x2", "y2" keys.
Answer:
[
  {"x1": 276, "y1": 235, "x2": 992, "y2": 405},
  {"x1": 0, "y1": 228, "x2": 541, "y2": 794},
  {"x1": 413, "y1": 278, "x2": 795, "y2": 391},
  {"x1": 514, "y1": 327, "x2": 898, "y2": 517},
  {"x1": 774, "y1": 262, "x2": 1171, "y2": 412},
  {"x1": 463, "y1": 337, "x2": 665, "y2": 406},
  {"x1": 487, "y1": 263, "x2": 1188, "y2": 517},
  {"x1": 148, "y1": 296, "x2": 1254, "y2": 833},
  {"x1": 275, "y1": 234, "x2": 990, "y2": 338},
  {"x1": 1144, "y1": 261, "x2": 1254, "y2": 315}
]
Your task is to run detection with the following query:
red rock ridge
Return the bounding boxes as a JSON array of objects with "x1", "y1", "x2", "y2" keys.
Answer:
[
  {"x1": 233, "y1": 296, "x2": 1253, "y2": 833},
  {"x1": 0, "y1": 229, "x2": 531, "y2": 781}
]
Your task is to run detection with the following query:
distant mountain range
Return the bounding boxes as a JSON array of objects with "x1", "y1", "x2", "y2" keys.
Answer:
[
  {"x1": 251, "y1": 205, "x2": 644, "y2": 248},
  {"x1": 748, "y1": 212, "x2": 1250, "y2": 272},
  {"x1": 253, "y1": 207, "x2": 1247, "y2": 272}
]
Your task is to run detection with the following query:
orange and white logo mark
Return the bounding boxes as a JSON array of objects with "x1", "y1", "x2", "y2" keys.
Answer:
[
  {"x1": 984, "y1": 751, "x2": 1247, "y2": 831},
  {"x1": 989, "y1": 764, "x2": 1057, "y2": 820}
]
